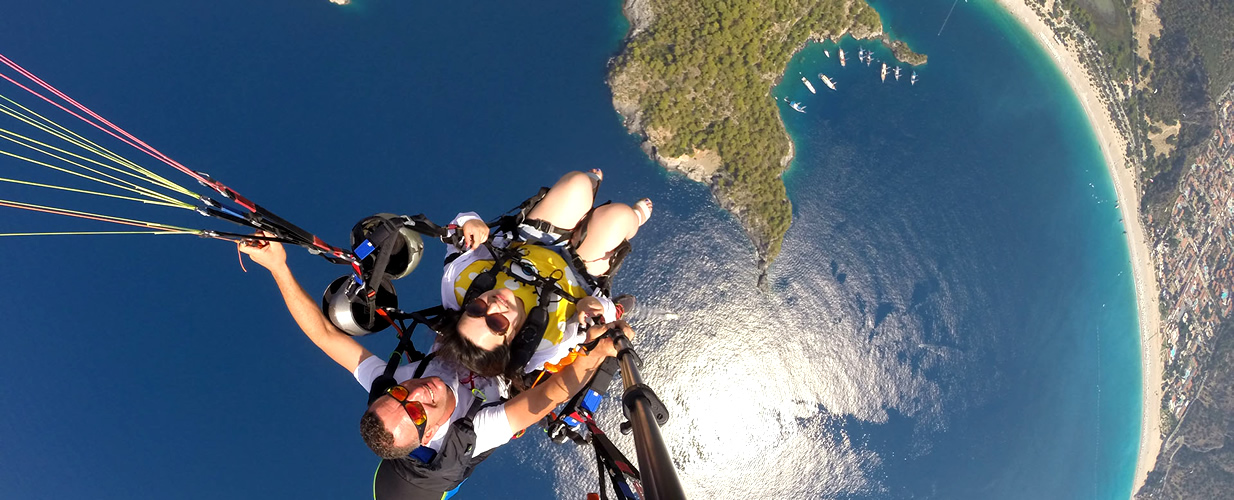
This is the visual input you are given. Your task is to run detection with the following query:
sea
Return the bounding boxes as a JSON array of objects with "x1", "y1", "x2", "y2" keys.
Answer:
[{"x1": 0, "y1": 0, "x2": 1141, "y2": 499}]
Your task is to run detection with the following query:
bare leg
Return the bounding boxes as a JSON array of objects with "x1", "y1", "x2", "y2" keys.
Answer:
[
  {"x1": 526, "y1": 170, "x2": 600, "y2": 230},
  {"x1": 573, "y1": 199, "x2": 651, "y2": 276}
]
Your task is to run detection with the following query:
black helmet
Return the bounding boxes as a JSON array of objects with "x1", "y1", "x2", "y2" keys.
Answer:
[
  {"x1": 321, "y1": 275, "x2": 398, "y2": 337},
  {"x1": 351, "y1": 214, "x2": 424, "y2": 280}
]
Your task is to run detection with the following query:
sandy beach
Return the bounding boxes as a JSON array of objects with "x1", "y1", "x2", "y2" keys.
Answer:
[{"x1": 992, "y1": 0, "x2": 1164, "y2": 495}]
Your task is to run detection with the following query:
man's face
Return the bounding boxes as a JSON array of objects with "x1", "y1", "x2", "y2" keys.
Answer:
[{"x1": 370, "y1": 376, "x2": 457, "y2": 448}]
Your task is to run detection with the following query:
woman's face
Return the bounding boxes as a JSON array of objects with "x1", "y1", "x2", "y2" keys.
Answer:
[{"x1": 457, "y1": 288, "x2": 526, "y2": 350}]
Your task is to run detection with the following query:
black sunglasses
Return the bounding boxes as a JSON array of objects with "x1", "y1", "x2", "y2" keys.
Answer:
[{"x1": 464, "y1": 297, "x2": 511, "y2": 334}]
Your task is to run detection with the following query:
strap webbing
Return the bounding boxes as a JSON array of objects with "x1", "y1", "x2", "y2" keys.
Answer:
[{"x1": 587, "y1": 420, "x2": 642, "y2": 500}]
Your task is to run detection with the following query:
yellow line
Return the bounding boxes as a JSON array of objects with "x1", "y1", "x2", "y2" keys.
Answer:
[
  {"x1": 0, "y1": 198, "x2": 196, "y2": 231},
  {"x1": 0, "y1": 146, "x2": 190, "y2": 207},
  {"x1": 0, "y1": 126, "x2": 190, "y2": 205},
  {"x1": 0, "y1": 94, "x2": 198, "y2": 198},
  {"x1": 0, "y1": 176, "x2": 193, "y2": 209}
]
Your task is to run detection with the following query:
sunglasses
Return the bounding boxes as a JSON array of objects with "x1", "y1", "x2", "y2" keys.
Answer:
[
  {"x1": 464, "y1": 297, "x2": 511, "y2": 335},
  {"x1": 385, "y1": 385, "x2": 428, "y2": 437}
]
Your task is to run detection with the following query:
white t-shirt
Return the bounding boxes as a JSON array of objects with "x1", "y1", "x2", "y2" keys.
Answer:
[{"x1": 352, "y1": 355, "x2": 513, "y2": 455}]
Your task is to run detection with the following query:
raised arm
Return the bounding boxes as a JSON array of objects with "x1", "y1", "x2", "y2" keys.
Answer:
[
  {"x1": 239, "y1": 234, "x2": 374, "y2": 372},
  {"x1": 501, "y1": 321, "x2": 634, "y2": 433}
]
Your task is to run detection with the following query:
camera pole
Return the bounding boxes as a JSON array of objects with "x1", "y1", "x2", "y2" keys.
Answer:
[{"x1": 608, "y1": 328, "x2": 686, "y2": 500}]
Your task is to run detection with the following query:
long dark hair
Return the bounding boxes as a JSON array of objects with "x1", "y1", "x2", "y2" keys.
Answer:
[{"x1": 433, "y1": 308, "x2": 526, "y2": 391}]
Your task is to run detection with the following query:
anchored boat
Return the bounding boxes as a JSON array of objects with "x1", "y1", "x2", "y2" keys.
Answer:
[{"x1": 818, "y1": 73, "x2": 836, "y2": 90}]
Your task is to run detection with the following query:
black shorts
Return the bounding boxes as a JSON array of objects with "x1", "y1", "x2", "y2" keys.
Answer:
[{"x1": 373, "y1": 460, "x2": 447, "y2": 500}]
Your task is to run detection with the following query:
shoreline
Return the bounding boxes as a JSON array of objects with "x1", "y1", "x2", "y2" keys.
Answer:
[{"x1": 991, "y1": 0, "x2": 1164, "y2": 495}]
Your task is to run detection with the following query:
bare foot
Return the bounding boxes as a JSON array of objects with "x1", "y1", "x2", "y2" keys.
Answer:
[{"x1": 633, "y1": 198, "x2": 653, "y2": 226}]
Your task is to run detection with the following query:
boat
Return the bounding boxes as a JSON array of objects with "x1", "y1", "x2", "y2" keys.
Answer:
[
  {"x1": 894, "y1": 66, "x2": 902, "y2": 81},
  {"x1": 818, "y1": 73, "x2": 836, "y2": 90},
  {"x1": 824, "y1": 49, "x2": 831, "y2": 58},
  {"x1": 839, "y1": 49, "x2": 846, "y2": 67},
  {"x1": 880, "y1": 63, "x2": 887, "y2": 83},
  {"x1": 789, "y1": 101, "x2": 806, "y2": 113},
  {"x1": 911, "y1": 71, "x2": 918, "y2": 85},
  {"x1": 801, "y1": 76, "x2": 816, "y2": 94}
]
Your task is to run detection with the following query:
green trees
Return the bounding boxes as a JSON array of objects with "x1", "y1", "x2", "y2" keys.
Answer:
[
  {"x1": 1137, "y1": 0, "x2": 1234, "y2": 216},
  {"x1": 610, "y1": 0, "x2": 917, "y2": 263}
]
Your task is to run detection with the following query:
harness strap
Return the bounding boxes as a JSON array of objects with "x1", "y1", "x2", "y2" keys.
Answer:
[
  {"x1": 461, "y1": 241, "x2": 507, "y2": 307},
  {"x1": 587, "y1": 419, "x2": 642, "y2": 500},
  {"x1": 491, "y1": 187, "x2": 551, "y2": 237},
  {"x1": 459, "y1": 241, "x2": 585, "y2": 375},
  {"x1": 566, "y1": 238, "x2": 629, "y2": 296},
  {"x1": 412, "y1": 351, "x2": 437, "y2": 379},
  {"x1": 365, "y1": 306, "x2": 442, "y2": 405},
  {"x1": 506, "y1": 284, "x2": 553, "y2": 375},
  {"x1": 520, "y1": 217, "x2": 573, "y2": 238}
]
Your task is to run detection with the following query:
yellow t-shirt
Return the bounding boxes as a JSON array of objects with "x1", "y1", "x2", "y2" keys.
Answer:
[{"x1": 450, "y1": 243, "x2": 587, "y2": 348}]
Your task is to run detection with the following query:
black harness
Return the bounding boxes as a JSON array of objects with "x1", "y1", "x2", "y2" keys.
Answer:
[
  {"x1": 373, "y1": 353, "x2": 499, "y2": 497},
  {"x1": 460, "y1": 240, "x2": 586, "y2": 378},
  {"x1": 367, "y1": 317, "x2": 504, "y2": 498}
]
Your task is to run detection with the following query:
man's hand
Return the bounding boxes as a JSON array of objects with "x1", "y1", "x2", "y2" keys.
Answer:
[
  {"x1": 589, "y1": 320, "x2": 635, "y2": 358},
  {"x1": 460, "y1": 219, "x2": 489, "y2": 250},
  {"x1": 240, "y1": 230, "x2": 373, "y2": 373},
  {"x1": 575, "y1": 296, "x2": 605, "y2": 323},
  {"x1": 238, "y1": 231, "x2": 287, "y2": 271}
]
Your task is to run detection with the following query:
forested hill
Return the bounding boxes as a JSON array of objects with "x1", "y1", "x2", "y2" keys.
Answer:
[
  {"x1": 1135, "y1": 0, "x2": 1234, "y2": 221},
  {"x1": 608, "y1": 0, "x2": 925, "y2": 283}
]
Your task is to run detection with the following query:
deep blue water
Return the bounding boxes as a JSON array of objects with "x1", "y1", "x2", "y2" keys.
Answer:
[{"x1": 0, "y1": 0, "x2": 1140, "y2": 499}]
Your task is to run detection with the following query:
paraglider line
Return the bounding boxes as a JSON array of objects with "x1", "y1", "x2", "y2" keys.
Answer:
[
  {"x1": 0, "y1": 176, "x2": 192, "y2": 208},
  {"x1": 0, "y1": 98, "x2": 196, "y2": 200},
  {"x1": 0, "y1": 69, "x2": 204, "y2": 187},
  {"x1": 0, "y1": 55, "x2": 205, "y2": 185},
  {"x1": 0, "y1": 230, "x2": 197, "y2": 237},
  {"x1": 0, "y1": 138, "x2": 194, "y2": 207},
  {"x1": 0, "y1": 199, "x2": 197, "y2": 233}
]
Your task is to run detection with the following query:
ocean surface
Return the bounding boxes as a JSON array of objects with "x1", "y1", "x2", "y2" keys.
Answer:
[{"x1": 0, "y1": 0, "x2": 1141, "y2": 498}]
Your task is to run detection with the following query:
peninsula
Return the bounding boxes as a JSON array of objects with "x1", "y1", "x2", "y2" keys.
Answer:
[{"x1": 608, "y1": 0, "x2": 925, "y2": 284}]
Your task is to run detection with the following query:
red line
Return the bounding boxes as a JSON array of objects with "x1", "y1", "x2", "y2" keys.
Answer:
[
  {"x1": 0, "y1": 200, "x2": 186, "y2": 232},
  {"x1": 0, "y1": 54, "x2": 209, "y2": 186}
]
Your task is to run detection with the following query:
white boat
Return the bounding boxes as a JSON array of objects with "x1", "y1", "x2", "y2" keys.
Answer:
[
  {"x1": 894, "y1": 66, "x2": 902, "y2": 81},
  {"x1": 789, "y1": 101, "x2": 806, "y2": 113},
  {"x1": 801, "y1": 76, "x2": 816, "y2": 94},
  {"x1": 839, "y1": 49, "x2": 846, "y2": 67},
  {"x1": 818, "y1": 73, "x2": 836, "y2": 90},
  {"x1": 824, "y1": 49, "x2": 831, "y2": 58},
  {"x1": 880, "y1": 62, "x2": 887, "y2": 83},
  {"x1": 911, "y1": 71, "x2": 918, "y2": 85}
]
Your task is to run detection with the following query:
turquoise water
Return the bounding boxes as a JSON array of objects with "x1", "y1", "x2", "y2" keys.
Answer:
[
  {"x1": 0, "y1": 0, "x2": 1140, "y2": 498},
  {"x1": 769, "y1": 0, "x2": 1141, "y2": 496}
]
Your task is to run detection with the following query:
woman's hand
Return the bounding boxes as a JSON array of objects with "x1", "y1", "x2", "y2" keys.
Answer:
[
  {"x1": 575, "y1": 296, "x2": 605, "y2": 324},
  {"x1": 460, "y1": 219, "x2": 490, "y2": 250},
  {"x1": 238, "y1": 231, "x2": 287, "y2": 271}
]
